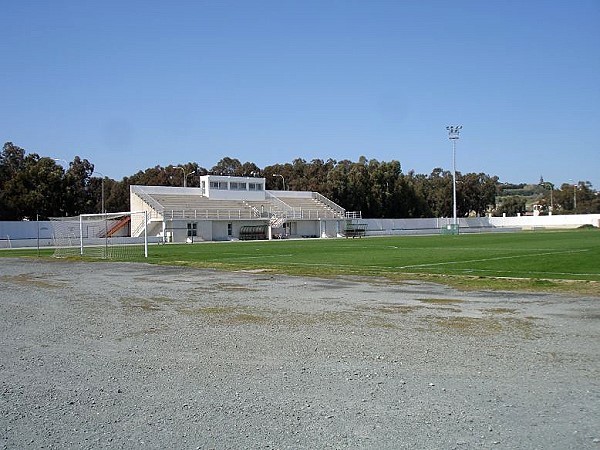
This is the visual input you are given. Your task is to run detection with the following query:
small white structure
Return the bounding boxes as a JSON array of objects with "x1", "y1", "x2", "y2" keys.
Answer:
[{"x1": 130, "y1": 175, "x2": 348, "y2": 242}]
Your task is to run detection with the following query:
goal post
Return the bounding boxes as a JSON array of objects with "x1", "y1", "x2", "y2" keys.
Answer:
[{"x1": 51, "y1": 211, "x2": 148, "y2": 259}]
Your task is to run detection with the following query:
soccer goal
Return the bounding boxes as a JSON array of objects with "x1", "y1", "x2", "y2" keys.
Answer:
[{"x1": 51, "y1": 211, "x2": 148, "y2": 259}]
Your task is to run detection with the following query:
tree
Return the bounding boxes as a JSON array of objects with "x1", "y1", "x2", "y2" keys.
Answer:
[
  {"x1": 0, "y1": 143, "x2": 27, "y2": 219},
  {"x1": 572, "y1": 181, "x2": 599, "y2": 214},
  {"x1": 345, "y1": 157, "x2": 370, "y2": 214},
  {"x1": 263, "y1": 163, "x2": 293, "y2": 190},
  {"x1": 0, "y1": 146, "x2": 66, "y2": 219},
  {"x1": 211, "y1": 157, "x2": 243, "y2": 176},
  {"x1": 365, "y1": 159, "x2": 402, "y2": 218},
  {"x1": 421, "y1": 168, "x2": 453, "y2": 217},
  {"x1": 25, "y1": 157, "x2": 65, "y2": 219},
  {"x1": 554, "y1": 183, "x2": 577, "y2": 212},
  {"x1": 327, "y1": 160, "x2": 352, "y2": 209},
  {"x1": 63, "y1": 156, "x2": 95, "y2": 216},
  {"x1": 496, "y1": 196, "x2": 527, "y2": 216},
  {"x1": 458, "y1": 173, "x2": 498, "y2": 217},
  {"x1": 104, "y1": 178, "x2": 130, "y2": 213},
  {"x1": 306, "y1": 158, "x2": 336, "y2": 195},
  {"x1": 397, "y1": 171, "x2": 431, "y2": 218},
  {"x1": 7, "y1": 142, "x2": 600, "y2": 222},
  {"x1": 240, "y1": 162, "x2": 261, "y2": 177}
]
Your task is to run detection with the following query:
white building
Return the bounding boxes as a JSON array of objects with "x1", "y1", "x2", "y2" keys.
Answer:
[{"x1": 130, "y1": 175, "x2": 348, "y2": 242}]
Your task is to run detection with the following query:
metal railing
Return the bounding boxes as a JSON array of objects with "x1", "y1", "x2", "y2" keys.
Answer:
[
  {"x1": 155, "y1": 206, "x2": 344, "y2": 222},
  {"x1": 345, "y1": 211, "x2": 362, "y2": 219},
  {"x1": 241, "y1": 201, "x2": 262, "y2": 218},
  {"x1": 162, "y1": 209, "x2": 256, "y2": 220},
  {"x1": 312, "y1": 192, "x2": 346, "y2": 217},
  {"x1": 265, "y1": 192, "x2": 292, "y2": 213},
  {"x1": 132, "y1": 188, "x2": 165, "y2": 214}
]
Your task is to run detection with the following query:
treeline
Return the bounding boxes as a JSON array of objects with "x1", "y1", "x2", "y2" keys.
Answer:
[{"x1": 1, "y1": 142, "x2": 598, "y2": 220}]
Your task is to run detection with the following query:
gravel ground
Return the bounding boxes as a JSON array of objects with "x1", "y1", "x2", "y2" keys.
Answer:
[{"x1": 1, "y1": 258, "x2": 599, "y2": 449}]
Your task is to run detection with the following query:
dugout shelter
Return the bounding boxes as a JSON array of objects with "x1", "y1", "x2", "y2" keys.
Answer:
[{"x1": 130, "y1": 175, "x2": 348, "y2": 242}]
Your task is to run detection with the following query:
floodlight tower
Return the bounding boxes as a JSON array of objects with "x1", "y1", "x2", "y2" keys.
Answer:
[
  {"x1": 446, "y1": 125, "x2": 462, "y2": 228},
  {"x1": 571, "y1": 180, "x2": 577, "y2": 210}
]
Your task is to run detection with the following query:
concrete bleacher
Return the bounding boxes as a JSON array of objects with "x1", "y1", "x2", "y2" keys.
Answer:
[
  {"x1": 275, "y1": 195, "x2": 345, "y2": 220},
  {"x1": 149, "y1": 194, "x2": 244, "y2": 211},
  {"x1": 146, "y1": 193, "x2": 258, "y2": 220}
]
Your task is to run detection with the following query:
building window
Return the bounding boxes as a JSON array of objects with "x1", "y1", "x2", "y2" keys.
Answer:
[
  {"x1": 227, "y1": 223, "x2": 233, "y2": 236},
  {"x1": 248, "y1": 182, "x2": 263, "y2": 191},
  {"x1": 187, "y1": 222, "x2": 197, "y2": 237},
  {"x1": 230, "y1": 182, "x2": 247, "y2": 190},
  {"x1": 210, "y1": 181, "x2": 228, "y2": 190}
]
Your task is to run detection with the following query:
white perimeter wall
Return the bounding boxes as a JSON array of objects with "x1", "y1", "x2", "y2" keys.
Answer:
[
  {"x1": 0, "y1": 221, "x2": 55, "y2": 248},
  {"x1": 488, "y1": 214, "x2": 600, "y2": 228},
  {"x1": 360, "y1": 214, "x2": 600, "y2": 236},
  {"x1": 0, "y1": 221, "x2": 54, "y2": 240}
]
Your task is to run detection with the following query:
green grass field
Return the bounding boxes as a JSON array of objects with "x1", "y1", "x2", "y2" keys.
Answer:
[{"x1": 4, "y1": 229, "x2": 600, "y2": 294}]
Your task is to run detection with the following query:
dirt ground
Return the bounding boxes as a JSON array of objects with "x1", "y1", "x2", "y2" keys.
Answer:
[{"x1": 1, "y1": 258, "x2": 599, "y2": 449}]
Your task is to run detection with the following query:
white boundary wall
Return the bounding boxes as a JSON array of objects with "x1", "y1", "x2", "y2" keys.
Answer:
[
  {"x1": 0, "y1": 221, "x2": 54, "y2": 248},
  {"x1": 0, "y1": 219, "x2": 162, "y2": 249},
  {"x1": 488, "y1": 214, "x2": 600, "y2": 229},
  {"x1": 359, "y1": 214, "x2": 600, "y2": 236}
]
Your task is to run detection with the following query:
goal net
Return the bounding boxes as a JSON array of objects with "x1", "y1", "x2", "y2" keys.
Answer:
[{"x1": 51, "y1": 211, "x2": 148, "y2": 259}]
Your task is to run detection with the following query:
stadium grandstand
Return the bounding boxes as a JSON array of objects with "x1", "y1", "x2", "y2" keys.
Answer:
[{"x1": 130, "y1": 175, "x2": 358, "y2": 242}]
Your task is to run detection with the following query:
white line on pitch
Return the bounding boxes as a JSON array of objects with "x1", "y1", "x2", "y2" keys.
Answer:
[
  {"x1": 447, "y1": 268, "x2": 600, "y2": 277},
  {"x1": 227, "y1": 254, "x2": 294, "y2": 259},
  {"x1": 396, "y1": 249, "x2": 590, "y2": 269}
]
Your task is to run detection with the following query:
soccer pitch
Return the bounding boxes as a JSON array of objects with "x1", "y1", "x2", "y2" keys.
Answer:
[
  {"x1": 3, "y1": 229, "x2": 599, "y2": 292},
  {"x1": 144, "y1": 229, "x2": 600, "y2": 284}
]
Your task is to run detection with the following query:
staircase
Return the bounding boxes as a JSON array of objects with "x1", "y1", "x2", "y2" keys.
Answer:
[
  {"x1": 269, "y1": 214, "x2": 285, "y2": 228},
  {"x1": 98, "y1": 216, "x2": 131, "y2": 238}
]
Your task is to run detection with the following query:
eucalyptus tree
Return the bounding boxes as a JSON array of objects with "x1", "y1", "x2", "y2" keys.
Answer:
[
  {"x1": 457, "y1": 173, "x2": 499, "y2": 217},
  {"x1": 63, "y1": 156, "x2": 95, "y2": 216},
  {"x1": 0, "y1": 142, "x2": 26, "y2": 219},
  {"x1": 263, "y1": 162, "x2": 293, "y2": 190},
  {"x1": 397, "y1": 172, "x2": 431, "y2": 218},
  {"x1": 211, "y1": 157, "x2": 243, "y2": 176},
  {"x1": 345, "y1": 157, "x2": 370, "y2": 214},
  {"x1": 306, "y1": 158, "x2": 336, "y2": 197},
  {"x1": 366, "y1": 159, "x2": 402, "y2": 218},
  {"x1": 0, "y1": 143, "x2": 67, "y2": 219},
  {"x1": 240, "y1": 162, "x2": 260, "y2": 177},
  {"x1": 421, "y1": 168, "x2": 453, "y2": 218},
  {"x1": 327, "y1": 159, "x2": 352, "y2": 209}
]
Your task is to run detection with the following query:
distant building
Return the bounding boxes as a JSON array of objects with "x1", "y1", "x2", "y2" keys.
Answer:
[{"x1": 130, "y1": 175, "x2": 348, "y2": 242}]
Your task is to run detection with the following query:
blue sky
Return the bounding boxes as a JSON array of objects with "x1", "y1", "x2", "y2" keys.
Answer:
[{"x1": 2, "y1": 0, "x2": 599, "y2": 188}]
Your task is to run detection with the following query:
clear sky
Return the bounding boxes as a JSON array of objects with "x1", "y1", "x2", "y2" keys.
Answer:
[{"x1": 2, "y1": 0, "x2": 599, "y2": 188}]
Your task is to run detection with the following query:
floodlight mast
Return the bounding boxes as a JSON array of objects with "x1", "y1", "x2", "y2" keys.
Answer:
[
  {"x1": 446, "y1": 125, "x2": 462, "y2": 228},
  {"x1": 175, "y1": 167, "x2": 196, "y2": 187},
  {"x1": 93, "y1": 170, "x2": 105, "y2": 214},
  {"x1": 273, "y1": 174, "x2": 286, "y2": 191}
]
